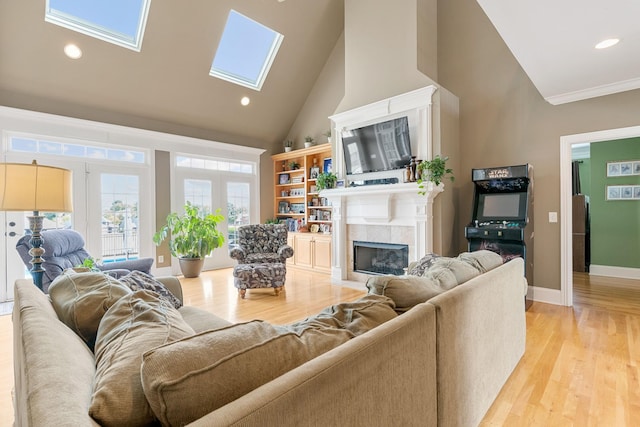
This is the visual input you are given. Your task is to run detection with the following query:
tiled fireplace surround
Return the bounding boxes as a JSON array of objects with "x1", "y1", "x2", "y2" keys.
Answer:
[{"x1": 323, "y1": 86, "x2": 443, "y2": 284}]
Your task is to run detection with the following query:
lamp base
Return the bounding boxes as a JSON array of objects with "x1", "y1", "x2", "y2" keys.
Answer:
[{"x1": 27, "y1": 212, "x2": 45, "y2": 291}]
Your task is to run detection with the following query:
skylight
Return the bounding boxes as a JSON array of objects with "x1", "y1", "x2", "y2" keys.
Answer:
[
  {"x1": 45, "y1": 0, "x2": 151, "y2": 51},
  {"x1": 210, "y1": 10, "x2": 283, "y2": 91}
]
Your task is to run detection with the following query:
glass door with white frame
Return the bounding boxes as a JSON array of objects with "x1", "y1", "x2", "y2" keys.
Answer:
[
  {"x1": 86, "y1": 164, "x2": 152, "y2": 268},
  {"x1": 174, "y1": 155, "x2": 259, "y2": 273}
]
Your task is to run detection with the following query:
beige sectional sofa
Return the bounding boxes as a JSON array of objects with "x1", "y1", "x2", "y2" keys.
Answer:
[{"x1": 13, "y1": 254, "x2": 526, "y2": 426}]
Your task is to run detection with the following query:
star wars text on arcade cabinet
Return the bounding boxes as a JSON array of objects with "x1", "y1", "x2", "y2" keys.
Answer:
[{"x1": 464, "y1": 164, "x2": 534, "y2": 309}]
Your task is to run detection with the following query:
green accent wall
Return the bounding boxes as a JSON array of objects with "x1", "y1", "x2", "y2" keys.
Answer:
[
  {"x1": 590, "y1": 138, "x2": 640, "y2": 268},
  {"x1": 578, "y1": 159, "x2": 591, "y2": 197}
]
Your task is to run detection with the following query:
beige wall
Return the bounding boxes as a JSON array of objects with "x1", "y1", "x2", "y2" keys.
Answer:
[
  {"x1": 337, "y1": 0, "x2": 437, "y2": 113},
  {"x1": 437, "y1": 0, "x2": 640, "y2": 289},
  {"x1": 285, "y1": 32, "x2": 346, "y2": 149}
]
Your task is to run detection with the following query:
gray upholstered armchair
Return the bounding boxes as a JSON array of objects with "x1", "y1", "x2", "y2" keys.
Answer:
[
  {"x1": 229, "y1": 223, "x2": 293, "y2": 264},
  {"x1": 16, "y1": 229, "x2": 154, "y2": 293}
]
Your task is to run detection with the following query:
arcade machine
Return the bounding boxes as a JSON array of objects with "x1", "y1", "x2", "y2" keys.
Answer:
[{"x1": 464, "y1": 164, "x2": 533, "y2": 309}]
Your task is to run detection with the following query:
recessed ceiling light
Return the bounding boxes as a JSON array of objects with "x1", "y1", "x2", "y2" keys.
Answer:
[
  {"x1": 241, "y1": 96, "x2": 251, "y2": 106},
  {"x1": 63, "y1": 43, "x2": 82, "y2": 59},
  {"x1": 595, "y1": 38, "x2": 620, "y2": 49}
]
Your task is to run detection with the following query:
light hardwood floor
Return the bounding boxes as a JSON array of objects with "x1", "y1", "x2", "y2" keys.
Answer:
[{"x1": 0, "y1": 270, "x2": 638, "y2": 426}]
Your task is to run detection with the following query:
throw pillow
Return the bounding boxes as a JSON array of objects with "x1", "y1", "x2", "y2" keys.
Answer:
[
  {"x1": 90, "y1": 290, "x2": 194, "y2": 427},
  {"x1": 407, "y1": 253, "x2": 440, "y2": 276},
  {"x1": 48, "y1": 270, "x2": 132, "y2": 350},
  {"x1": 141, "y1": 320, "x2": 353, "y2": 426},
  {"x1": 366, "y1": 275, "x2": 450, "y2": 312},
  {"x1": 118, "y1": 270, "x2": 182, "y2": 309}
]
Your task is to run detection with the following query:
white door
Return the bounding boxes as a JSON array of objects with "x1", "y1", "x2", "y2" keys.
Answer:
[
  {"x1": 86, "y1": 164, "x2": 152, "y2": 267},
  {"x1": 174, "y1": 165, "x2": 257, "y2": 272}
]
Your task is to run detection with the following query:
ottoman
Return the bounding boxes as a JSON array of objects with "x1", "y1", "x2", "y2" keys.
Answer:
[{"x1": 232, "y1": 262, "x2": 287, "y2": 298}]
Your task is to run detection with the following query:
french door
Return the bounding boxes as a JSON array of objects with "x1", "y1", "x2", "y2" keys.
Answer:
[
  {"x1": 174, "y1": 164, "x2": 256, "y2": 273},
  {"x1": 1, "y1": 155, "x2": 150, "y2": 302}
]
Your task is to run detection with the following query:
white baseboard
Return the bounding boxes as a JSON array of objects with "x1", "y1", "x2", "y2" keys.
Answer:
[
  {"x1": 529, "y1": 285, "x2": 564, "y2": 306},
  {"x1": 590, "y1": 265, "x2": 640, "y2": 280}
]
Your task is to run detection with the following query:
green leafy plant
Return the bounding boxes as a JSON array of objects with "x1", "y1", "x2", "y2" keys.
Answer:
[
  {"x1": 78, "y1": 256, "x2": 101, "y2": 271},
  {"x1": 284, "y1": 139, "x2": 294, "y2": 148},
  {"x1": 316, "y1": 171, "x2": 337, "y2": 190},
  {"x1": 153, "y1": 201, "x2": 225, "y2": 259},
  {"x1": 304, "y1": 135, "x2": 315, "y2": 145},
  {"x1": 265, "y1": 218, "x2": 280, "y2": 224},
  {"x1": 289, "y1": 161, "x2": 300, "y2": 170},
  {"x1": 417, "y1": 155, "x2": 455, "y2": 194}
]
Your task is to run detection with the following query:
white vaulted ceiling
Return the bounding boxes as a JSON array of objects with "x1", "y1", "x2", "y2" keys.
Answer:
[{"x1": 477, "y1": 0, "x2": 640, "y2": 104}]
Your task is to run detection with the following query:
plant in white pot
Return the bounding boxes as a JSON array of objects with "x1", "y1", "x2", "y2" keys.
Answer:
[
  {"x1": 417, "y1": 155, "x2": 455, "y2": 195},
  {"x1": 153, "y1": 202, "x2": 225, "y2": 278},
  {"x1": 284, "y1": 139, "x2": 294, "y2": 152},
  {"x1": 323, "y1": 130, "x2": 332, "y2": 144},
  {"x1": 304, "y1": 136, "x2": 315, "y2": 148}
]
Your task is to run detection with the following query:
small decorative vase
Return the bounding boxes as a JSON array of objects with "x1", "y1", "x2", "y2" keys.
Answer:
[
  {"x1": 304, "y1": 142, "x2": 312, "y2": 148},
  {"x1": 284, "y1": 146, "x2": 292, "y2": 152}
]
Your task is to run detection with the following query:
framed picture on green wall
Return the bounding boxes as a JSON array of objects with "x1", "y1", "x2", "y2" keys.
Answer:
[
  {"x1": 607, "y1": 160, "x2": 640, "y2": 177},
  {"x1": 607, "y1": 185, "x2": 640, "y2": 200}
]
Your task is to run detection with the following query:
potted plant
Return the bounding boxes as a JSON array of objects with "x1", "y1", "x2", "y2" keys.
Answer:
[
  {"x1": 153, "y1": 201, "x2": 225, "y2": 278},
  {"x1": 304, "y1": 136, "x2": 315, "y2": 148},
  {"x1": 284, "y1": 139, "x2": 294, "y2": 152},
  {"x1": 323, "y1": 130, "x2": 332, "y2": 143},
  {"x1": 289, "y1": 160, "x2": 300, "y2": 170},
  {"x1": 417, "y1": 155, "x2": 455, "y2": 195},
  {"x1": 316, "y1": 171, "x2": 337, "y2": 190}
]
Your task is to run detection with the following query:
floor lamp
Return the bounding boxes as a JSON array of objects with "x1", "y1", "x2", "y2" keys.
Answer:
[{"x1": 0, "y1": 160, "x2": 73, "y2": 291}]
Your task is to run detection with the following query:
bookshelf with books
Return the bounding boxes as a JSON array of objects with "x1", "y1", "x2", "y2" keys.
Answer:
[{"x1": 272, "y1": 144, "x2": 333, "y2": 273}]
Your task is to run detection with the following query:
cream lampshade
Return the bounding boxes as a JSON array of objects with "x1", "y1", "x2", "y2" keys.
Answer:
[{"x1": 0, "y1": 160, "x2": 73, "y2": 291}]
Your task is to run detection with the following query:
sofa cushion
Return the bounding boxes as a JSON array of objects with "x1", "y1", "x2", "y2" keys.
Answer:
[
  {"x1": 118, "y1": 270, "x2": 182, "y2": 309},
  {"x1": 48, "y1": 270, "x2": 132, "y2": 350},
  {"x1": 425, "y1": 257, "x2": 480, "y2": 286},
  {"x1": 141, "y1": 319, "x2": 353, "y2": 426},
  {"x1": 291, "y1": 294, "x2": 398, "y2": 336},
  {"x1": 407, "y1": 253, "x2": 440, "y2": 276},
  {"x1": 90, "y1": 290, "x2": 195, "y2": 427},
  {"x1": 366, "y1": 275, "x2": 455, "y2": 313},
  {"x1": 457, "y1": 250, "x2": 504, "y2": 273}
]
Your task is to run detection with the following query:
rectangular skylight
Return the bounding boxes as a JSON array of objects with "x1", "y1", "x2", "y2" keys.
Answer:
[
  {"x1": 210, "y1": 10, "x2": 283, "y2": 91},
  {"x1": 45, "y1": 0, "x2": 151, "y2": 51}
]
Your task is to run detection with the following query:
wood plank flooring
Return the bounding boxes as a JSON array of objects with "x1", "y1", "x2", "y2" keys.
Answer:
[
  {"x1": 481, "y1": 273, "x2": 640, "y2": 426},
  {"x1": 0, "y1": 270, "x2": 638, "y2": 426}
]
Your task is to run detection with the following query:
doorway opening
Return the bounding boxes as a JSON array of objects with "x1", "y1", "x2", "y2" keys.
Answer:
[{"x1": 560, "y1": 124, "x2": 640, "y2": 306}]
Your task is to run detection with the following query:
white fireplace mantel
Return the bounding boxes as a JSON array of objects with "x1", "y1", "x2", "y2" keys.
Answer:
[{"x1": 322, "y1": 182, "x2": 443, "y2": 281}]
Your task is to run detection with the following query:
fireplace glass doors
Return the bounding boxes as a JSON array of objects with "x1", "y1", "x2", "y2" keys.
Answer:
[{"x1": 353, "y1": 241, "x2": 408, "y2": 276}]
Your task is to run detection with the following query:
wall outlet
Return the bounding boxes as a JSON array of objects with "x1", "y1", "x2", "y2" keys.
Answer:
[
  {"x1": 549, "y1": 212, "x2": 558, "y2": 223},
  {"x1": 158, "y1": 255, "x2": 164, "y2": 263}
]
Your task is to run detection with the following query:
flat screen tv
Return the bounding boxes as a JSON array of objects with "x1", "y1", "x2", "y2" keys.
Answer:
[{"x1": 341, "y1": 116, "x2": 412, "y2": 175}]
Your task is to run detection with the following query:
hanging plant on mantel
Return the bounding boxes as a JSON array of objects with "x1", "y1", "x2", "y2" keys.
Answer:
[{"x1": 417, "y1": 155, "x2": 454, "y2": 195}]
